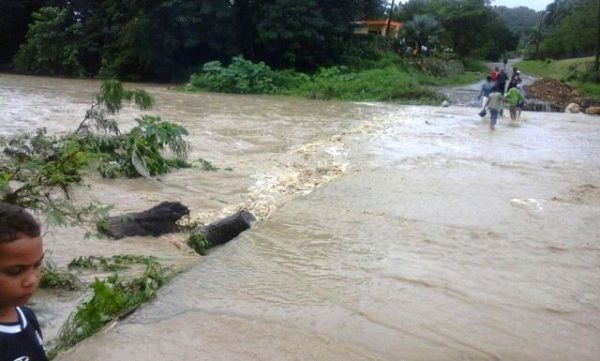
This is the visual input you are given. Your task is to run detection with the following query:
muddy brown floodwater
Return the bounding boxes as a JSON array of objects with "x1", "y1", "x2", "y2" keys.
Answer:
[{"x1": 1, "y1": 74, "x2": 599, "y2": 361}]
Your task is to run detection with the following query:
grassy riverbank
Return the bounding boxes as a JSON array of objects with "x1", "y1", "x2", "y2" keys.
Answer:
[
  {"x1": 184, "y1": 55, "x2": 485, "y2": 103},
  {"x1": 517, "y1": 57, "x2": 600, "y2": 98}
]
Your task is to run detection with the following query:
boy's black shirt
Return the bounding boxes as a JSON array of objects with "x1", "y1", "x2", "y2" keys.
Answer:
[{"x1": 0, "y1": 306, "x2": 48, "y2": 361}]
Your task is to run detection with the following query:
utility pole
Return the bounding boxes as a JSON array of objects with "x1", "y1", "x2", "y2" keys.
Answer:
[
  {"x1": 386, "y1": 0, "x2": 396, "y2": 38},
  {"x1": 595, "y1": 0, "x2": 600, "y2": 79}
]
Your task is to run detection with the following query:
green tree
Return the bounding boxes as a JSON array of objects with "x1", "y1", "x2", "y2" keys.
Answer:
[
  {"x1": 493, "y1": 6, "x2": 540, "y2": 37},
  {"x1": 13, "y1": 6, "x2": 86, "y2": 76},
  {"x1": 394, "y1": 0, "x2": 516, "y2": 58},
  {"x1": 250, "y1": 0, "x2": 378, "y2": 70},
  {"x1": 254, "y1": 0, "x2": 329, "y2": 69},
  {"x1": 434, "y1": 0, "x2": 493, "y2": 57},
  {"x1": 401, "y1": 14, "x2": 442, "y2": 54},
  {"x1": 543, "y1": 0, "x2": 573, "y2": 27},
  {"x1": 95, "y1": 0, "x2": 234, "y2": 81},
  {"x1": 538, "y1": 0, "x2": 598, "y2": 58}
]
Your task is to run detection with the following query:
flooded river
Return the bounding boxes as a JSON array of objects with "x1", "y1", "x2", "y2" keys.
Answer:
[{"x1": 1, "y1": 74, "x2": 599, "y2": 360}]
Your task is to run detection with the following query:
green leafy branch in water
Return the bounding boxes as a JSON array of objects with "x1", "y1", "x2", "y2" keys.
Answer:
[
  {"x1": 0, "y1": 128, "x2": 111, "y2": 227},
  {"x1": 49, "y1": 263, "x2": 174, "y2": 358},
  {"x1": 1, "y1": 80, "x2": 190, "y2": 228},
  {"x1": 187, "y1": 233, "x2": 210, "y2": 255},
  {"x1": 68, "y1": 254, "x2": 159, "y2": 272},
  {"x1": 75, "y1": 79, "x2": 190, "y2": 178},
  {"x1": 1, "y1": 129, "x2": 88, "y2": 206},
  {"x1": 191, "y1": 158, "x2": 233, "y2": 172},
  {"x1": 92, "y1": 115, "x2": 191, "y2": 178},
  {"x1": 75, "y1": 79, "x2": 153, "y2": 135},
  {"x1": 40, "y1": 257, "x2": 82, "y2": 291},
  {"x1": 192, "y1": 158, "x2": 219, "y2": 171}
]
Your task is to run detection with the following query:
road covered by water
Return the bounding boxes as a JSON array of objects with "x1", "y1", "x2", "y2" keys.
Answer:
[{"x1": 1, "y1": 74, "x2": 599, "y2": 360}]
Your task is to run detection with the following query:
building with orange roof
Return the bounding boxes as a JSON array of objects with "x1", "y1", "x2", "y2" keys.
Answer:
[{"x1": 352, "y1": 20, "x2": 403, "y2": 38}]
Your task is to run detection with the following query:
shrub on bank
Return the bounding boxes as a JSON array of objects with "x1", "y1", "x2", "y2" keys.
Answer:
[
  {"x1": 188, "y1": 56, "x2": 279, "y2": 94},
  {"x1": 186, "y1": 55, "x2": 461, "y2": 102}
]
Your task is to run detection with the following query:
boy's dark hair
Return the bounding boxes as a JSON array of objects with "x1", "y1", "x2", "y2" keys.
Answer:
[
  {"x1": 486, "y1": 76, "x2": 492, "y2": 81},
  {"x1": 0, "y1": 203, "x2": 41, "y2": 243}
]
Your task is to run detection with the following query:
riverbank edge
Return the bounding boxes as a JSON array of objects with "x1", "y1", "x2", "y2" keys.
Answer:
[{"x1": 180, "y1": 56, "x2": 486, "y2": 104}]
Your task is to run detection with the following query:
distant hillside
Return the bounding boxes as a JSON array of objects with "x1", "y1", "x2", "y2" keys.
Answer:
[{"x1": 493, "y1": 6, "x2": 541, "y2": 36}]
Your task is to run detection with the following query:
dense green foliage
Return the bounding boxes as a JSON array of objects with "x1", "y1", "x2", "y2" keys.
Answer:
[
  {"x1": 186, "y1": 55, "x2": 486, "y2": 102},
  {"x1": 3, "y1": 0, "x2": 388, "y2": 79},
  {"x1": 189, "y1": 56, "x2": 279, "y2": 94},
  {"x1": 530, "y1": 0, "x2": 598, "y2": 60},
  {"x1": 401, "y1": 14, "x2": 442, "y2": 53},
  {"x1": 13, "y1": 7, "x2": 86, "y2": 76},
  {"x1": 3, "y1": 0, "x2": 523, "y2": 80}
]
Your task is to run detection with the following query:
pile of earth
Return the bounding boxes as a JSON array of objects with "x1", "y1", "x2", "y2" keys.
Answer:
[
  {"x1": 523, "y1": 78, "x2": 600, "y2": 112},
  {"x1": 524, "y1": 78, "x2": 582, "y2": 107}
]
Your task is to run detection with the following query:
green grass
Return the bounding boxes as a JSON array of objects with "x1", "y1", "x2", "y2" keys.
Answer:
[
  {"x1": 574, "y1": 81, "x2": 600, "y2": 98},
  {"x1": 517, "y1": 57, "x2": 594, "y2": 78},
  {"x1": 517, "y1": 57, "x2": 600, "y2": 98},
  {"x1": 283, "y1": 66, "x2": 443, "y2": 102}
]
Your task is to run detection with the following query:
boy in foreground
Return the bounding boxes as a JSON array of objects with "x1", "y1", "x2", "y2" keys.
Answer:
[{"x1": 0, "y1": 203, "x2": 48, "y2": 361}]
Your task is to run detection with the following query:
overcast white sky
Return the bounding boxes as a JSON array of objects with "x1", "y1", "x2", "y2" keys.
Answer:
[
  {"x1": 395, "y1": 0, "x2": 553, "y2": 12},
  {"x1": 491, "y1": 0, "x2": 553, "y2": 11}
]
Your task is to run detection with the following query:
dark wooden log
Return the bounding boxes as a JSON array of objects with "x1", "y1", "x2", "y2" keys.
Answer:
[
  {"x1": 197, "y1": 210, "x2": 256, "y2": 247},
  {"x1": 99, "y1": 202, "x2": 190, "y2": 239}
]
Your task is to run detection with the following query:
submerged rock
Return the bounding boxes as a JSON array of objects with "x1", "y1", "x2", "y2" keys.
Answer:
[
  {"x1": 565, "y1": 103, "x2": 580, "y2": 113},
  {"x1": 585, "y1": 106, "x2": 600, "y2": 115}
]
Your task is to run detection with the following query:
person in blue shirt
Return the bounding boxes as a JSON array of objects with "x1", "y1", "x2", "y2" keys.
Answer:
[{"x1": 477, "y1": 76, "x2": 495, "y2": 113}]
